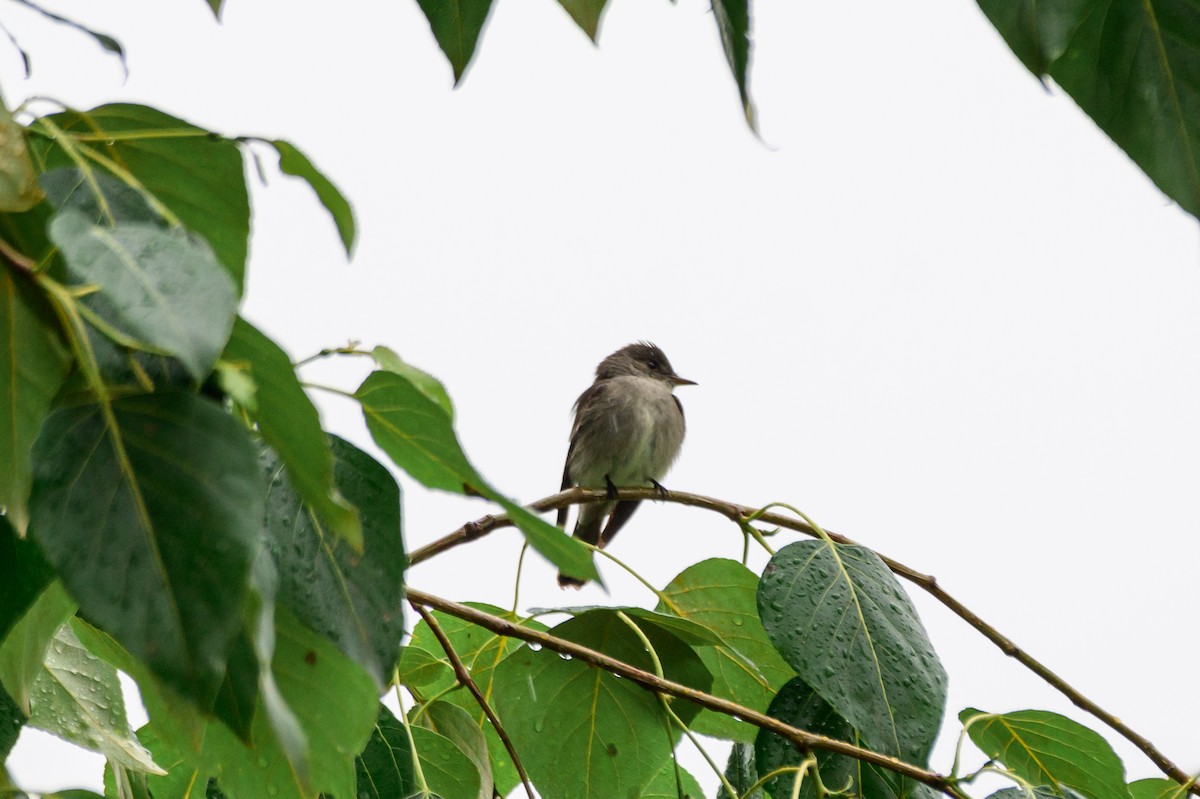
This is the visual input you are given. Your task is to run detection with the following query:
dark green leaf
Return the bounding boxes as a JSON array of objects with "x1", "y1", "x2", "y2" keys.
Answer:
[
  {"x1": 0, "y1": 516, "x2": 54, "y2": 641},
  {"x1": 977, "y1": 0, "x2": 1200, "y2": 220},
  {"x1": 41, "y1": 168, "x2": 159, "y2": 226},
  {"x1": 269, "y1": 140, "x2": 355, "y2": 256},
  {"x1": 224, "y1": 317, "x2": 362, "y2": 550},
  {"x1": 712, "y1": 0, "x2": 756, "y2": 129},
  {"x1": 717, "y1": 742, "x2": 762, "y2": 799},
  {"x1": 755, "y1": 676, "x2": 855, "y2": 799},
  {"x1": 357, "y1": 368, "x2": 598, "y2": 582},
  {"x1": 355, "y1": 704, "x2": 417, "y2": 799},
  {"x1": 415, "y1": 701, "x2": 493, "y2": 799},
  {"x1": 491, "y1": 612, "x2": 712, "y2": 799},
  {"x1": 27, "y1": 624, "x2": 162, "y2": 773},
  {"x1": 529, "y1": 605, "x2": 721, "y2": 646},
  {"x1": 261, "y1": 435, "x2": 405, "y2": 688},
  {"x1": 0, "y1": 580, "x2": 75, "y2": 713},
  {"x1": 50, "y1": 208, "x2": 236, "y2": 380},
  {"x1": 0, "y1": 681, "x2": 21, "y2": 759},
  {"x1": 0, "y1": 268, "x2": 70, "y2": 531},
  {"x1": 30, "y1": 104, "x2": 250, "y2": 289},
  {"x1": 960, "y1": 708, "x2": 1131, "y2": 799},
  {"x1": 0, "y1": 99, "x2": 44, "y2": 211},
  {"x1": 30, "y1": 393, "x2": 263, "y2": 709},
  {"x1": 555, "y1": 0, "x2": 611, "y2": 41},
  {"x1": 658, "y1": 558, "x2": 795, "y2": 742},
  {"x1": 987, "y1": 788, "x2": 1074, "y2": 799},
  {"x1": 414, "y1": 0, "x2": 497, "y2": 83},
  {"x1": 758, "y1": 541, "x2": 947, "y2": 763}
]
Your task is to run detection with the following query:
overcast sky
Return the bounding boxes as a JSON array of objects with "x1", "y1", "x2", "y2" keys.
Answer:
[{"x1": 5, "y1": 1, "x2": 1199, "y2": 796}]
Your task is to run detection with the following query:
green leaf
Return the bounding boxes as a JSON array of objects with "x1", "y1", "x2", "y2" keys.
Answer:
[
  {"x1": 11, "y1": 0, "x2": 126, "y2": 75},
  {"x1": 712, "y1": 0, "x2": 756, "y2": 129},
  {"x1": 414, "y1": 0, "x2": 497, "y2": 83},
  {"x1": 658, "y1": 558, "x2": 795, "y2": 742},
  {"x1": 415, "y1": 701, "x2": 493, "y2": 799},
  {"x1": 960, "y1": 708, "x2": 1131, "y2": 799},
  {"x1": 260, "y1": 435, "x2": 405, "y2": 688},
  {"x1": 530, "y1": 605, "x2": 721, "y2": 646},
  {"x1": 977, "y1": 0, "x2": 1200, "y2": 220},
  {"x1": 224, "y1": 317, "x2": 362, "y2": 550},
  {"x1": 1129, "y1": 779, "x2": 1191, "y2": 799},
  {"x1": 269, "y1": 140, "x2": 355, "y2": 256},
  {"x1": 355, "y1": 704, "x2": 417, "y2": 799},
  {"x1": 555, "y1": 0, "x2": 611, "y2": 41},
  {"x1": 356, "y1": 368, "x2": 598, "y2": 582},
  {"x1": 205, "y1": 0, "x2": 224, "y2": 19},
  {"x1": 0, "y1": 99, "x2": 44, "y2": 211},
  {"x1": 0, "y1": 580, "x2": 75, "y2": 713},
  {"x1": 136, "y1": 725, "x2": 210, "y2": 799},
  {"x1": 411, "y1": 724, "x2": 483, "y2": 799},
  {"x1": 49, "y1": 208, "x2": 237, "y2": 381},
  {"x1": 0, "y1": 681, "x2": 22, "y2": 759},
  {"x1": 29, "y1": 393, "x2": 263, "y2": 710},
  {"x1": 0, "y1": 268, "x2": 70, "y2": 531},
  {"x1": 28, "y1": 625, "x2": 163, "y2": 773},
  {"x1": 30, "y1": 104, "x2": 250, "y2": 289},
  {"x1": 394, "y1": 645, "x2": 446, "y2": 688},
  {"x1": 717, "y1": 742, "x2": 763, "y2": 799},
  {"x1": 371, "y1": 345, "x2": 454, "y2": 419},
  {"x1": 987, "y1": 789, "x2": 1074, "y2": 799},
  {"x1": 0, "y1": 515, "x2": 55, "y2": 641},
  {"x1": 643, "y1": 762, "x2": 705, "y2": 799},
  {"x1": 490, "y1": 611, "x2": 712, "y2": 799},
  {"x1": 754, "y1": 676, "x2": 855, "y2": 799},
  {"x1": 758, "y1": 540, "x2": 947, "y2": 763}
]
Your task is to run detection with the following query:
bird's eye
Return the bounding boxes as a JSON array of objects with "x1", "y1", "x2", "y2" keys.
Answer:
[{"x1": 647, "y1": 359, "x2": 659, "y2": 370}]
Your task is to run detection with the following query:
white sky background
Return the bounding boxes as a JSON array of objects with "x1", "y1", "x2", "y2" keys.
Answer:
[{"x1": 4, "y1": 0, "x2": 1199, "y2": 795}]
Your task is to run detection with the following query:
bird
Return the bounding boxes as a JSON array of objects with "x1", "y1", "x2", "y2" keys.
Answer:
[{"x1": 556, "y1": 342, "x2": 695, "y2": 588}]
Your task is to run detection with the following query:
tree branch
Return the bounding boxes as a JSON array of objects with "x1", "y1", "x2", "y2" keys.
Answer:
[
  {"x1": 410, "y1": 602, "x2": 536, "y2": 799},
  {"x1": 406, "y1": 587, "x2": 968, "y2": 799},
  {"x1": 409, "y1": 487, "x2": 1199, "y2": 796}
]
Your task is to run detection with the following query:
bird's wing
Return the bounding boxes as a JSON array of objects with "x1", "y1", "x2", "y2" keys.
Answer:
[{"x1": 557, "y1": 381, "x2": 611, "y2": 528}]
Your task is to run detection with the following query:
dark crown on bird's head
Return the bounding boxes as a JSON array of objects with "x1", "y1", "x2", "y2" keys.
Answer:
[{"x1": 595, "y1": 342, "x2": 691, "y2": 385}]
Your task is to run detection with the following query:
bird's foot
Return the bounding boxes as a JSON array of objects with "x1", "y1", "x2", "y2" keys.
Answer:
[{"x1": 649, "y1": 479, "x2": 669, "y2": 499}]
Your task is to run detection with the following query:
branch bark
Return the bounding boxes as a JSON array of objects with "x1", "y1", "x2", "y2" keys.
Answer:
[
  {"x1": 409, "y1": 487, "x2": 1199, "y2": 796},
  {"x1": 406, "y1": 587, "x2": 968, "y2": 799}
]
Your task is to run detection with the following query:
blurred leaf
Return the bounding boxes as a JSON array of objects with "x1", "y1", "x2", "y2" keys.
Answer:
[
  {"x1": 643, "y1": 762, "x2": 704, "y2": 798},
  {"x1": 414, "y1": 0, "x2": 496, "y2": 83},
  {"x1": 269, "y1": 140, "x2": 355, "y2": 256},
  {"x1": 30, "y1": 104, "x2": 250, "y2": 290},
  {"x1": 355, "y1": 704, "x2": 416, "y2": 799},
  {"x1": 260, "y1": 435, "x2": 405, "y2": 688},
  {"x1": 29, "y1": 393, "x2": 263, "y2": 710},
  {"x1": 987, "y1": 788, "x2": 1073, "y2": 799},
  {"x1": 0, "y1": 268, "x2": 70, "y2": 531},
  {"x1": 28, "y1": 625, "x2": 163, "y2": 773},
  {"x1": 712, "y1": 0, "x2": 756, "y2": 129},
  {"x1": 1128, "y1": 779, "x2": 1191, "y2": 799},
  {"x1": 49, "y1": 208, "x2": 236, "y2": 380},
  {"x1": 0, "y1": 516, "x2": 55, "y2": 641},
  {"x1": 754, "y1": 676, "x2": 854, "y2": 799},
  {"x1": 961, "y1": 708, "x2": 1132, "y2": 799},
  {"x1": 658, "y1": 558, "x2": 795, "y2": 742},
  {"x1": 977, "y1": 0, "x2": 1200, "y2": 220},
  {"x1": 529, "y1": 605, "x2": 721, "y2": 646},
  {"x1": 11, "y1": 0, "x2": 126, "y2": 75},
  {"x1": 394, "y1": 645, "x2": 445, "y2": 688},
  {"x1": 758, "y1": 540, "x2": 946, "y2": 763},
  {"x1": 556, "y1": 0, "x2": 611, "y2": 41},
  {"x1": 357, "y1": 368, "x2": 598, "y2": 582},
  {"x1": 224, "y1": 317, "x2": 362, "y2": 550},
  {"x1": 0, "y1": 100, "x2": 44, "y2": 211},
  {"x1": 415, "y1": 701, "x2": 493, "y2": 799},
  {"x1": 206, "y1": 0, "x2": 224, "y2": 19},
  {"x1": 717, "y1": 742, "x2": 762, "y2": 799},
  {"x1": 0, "y1": 580, "x2": 75, "y2": 713},
  {"x1": 135, "y1": 724, "x2": 209, "y2": 799},
  {"x1": 491, "y1": 611, "x2": 712, "y2": 799}
]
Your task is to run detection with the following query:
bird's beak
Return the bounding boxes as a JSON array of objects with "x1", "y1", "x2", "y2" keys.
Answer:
[{"x1": 670, "y1": 375, "x2": 698, "y2": 387}]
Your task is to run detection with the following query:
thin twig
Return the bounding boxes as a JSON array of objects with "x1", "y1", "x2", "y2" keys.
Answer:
[
  {"x1": 406, "y1": 587, "x2": 968, "y2": 799},
  {"x1": 410, "y1": 602, "x2": 536, "y2": 799},
  {"x1": 408, "y1": 487, "x2": 1198, "y2": 795}
]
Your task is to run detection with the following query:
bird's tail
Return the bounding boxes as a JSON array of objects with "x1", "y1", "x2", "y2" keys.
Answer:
[{"x1": 556, "y1": 502, "x2": 606, "y2": 588}]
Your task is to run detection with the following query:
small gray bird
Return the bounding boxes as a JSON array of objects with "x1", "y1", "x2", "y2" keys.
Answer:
[{"x1": 556, "y1": 342, "x2": 695, "y2": 588}]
